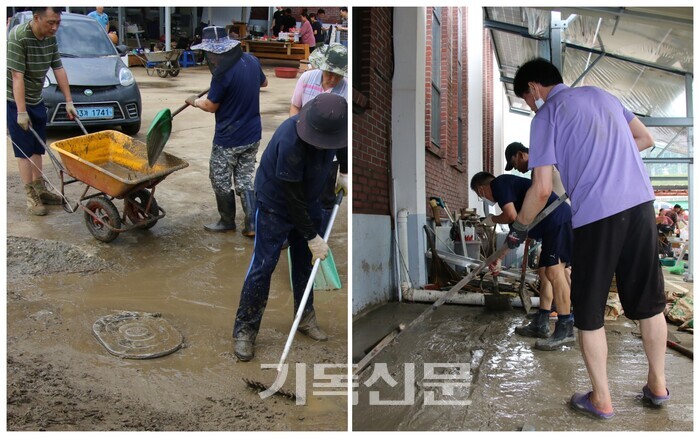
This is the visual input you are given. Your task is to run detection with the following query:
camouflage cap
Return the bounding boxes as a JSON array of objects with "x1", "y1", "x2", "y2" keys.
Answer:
[{"x1": 309, "y1": 43, "x2": 347, "y2": 77}]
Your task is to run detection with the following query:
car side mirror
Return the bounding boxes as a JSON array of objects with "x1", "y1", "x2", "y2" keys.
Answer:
[{"x1": 115, "y1": 44, "x2": 129, "y2": 55}]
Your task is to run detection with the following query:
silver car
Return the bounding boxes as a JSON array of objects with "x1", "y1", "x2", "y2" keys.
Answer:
[{"x1": 8, "y1": 11, "x2": 142, "y2": 135}]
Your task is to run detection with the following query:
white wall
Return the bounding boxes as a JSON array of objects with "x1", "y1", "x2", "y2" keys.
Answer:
[{"x1": 351, "y1": 215, "x2": 394, "y2": 315}]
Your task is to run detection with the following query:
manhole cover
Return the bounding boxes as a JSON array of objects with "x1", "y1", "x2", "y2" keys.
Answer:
[{"x1": 93, "y1": 311, "x2": 183, "y2": 359}]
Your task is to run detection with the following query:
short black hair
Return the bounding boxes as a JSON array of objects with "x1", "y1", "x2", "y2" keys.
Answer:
[
  {"x1": 317, "y1": 9, "x2": 325, "y2": 14},
  {"x1": 309, "y1": 13, "x2": 316, "y2": 19},
  {"x1": 341, "y1": 7, "x2": 348, "y2": 12},
  {"x1": 513, "y1": 58, "x2": 564, "y2": 98},
  {"x1": 674, "y1": 204, "x2": 682, "y2": 209},
  {"x1": 32, "y1": 7, "x2": 64, "y2": 16},
  {"x1": 470, "y1": 171, "x2": 495, "y2": 192},
  {"x1": 301, "y1": 12, "x2": 309, "y2": 19}
]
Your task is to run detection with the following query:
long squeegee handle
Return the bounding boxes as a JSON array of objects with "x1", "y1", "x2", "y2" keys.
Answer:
[{"x1": 276, "y1": 191, "x2": 344, "y2": 373}]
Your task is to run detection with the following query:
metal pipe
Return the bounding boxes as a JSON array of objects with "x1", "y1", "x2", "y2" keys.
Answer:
[{"x1": 397, "y1": 208, "x2": 411, "y2": 301}]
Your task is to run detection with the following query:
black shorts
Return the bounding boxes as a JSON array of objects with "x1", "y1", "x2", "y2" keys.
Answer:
[
  {"x1": 538, "y1": 221, "x2": 572, "y2": 268},
  {"x1": 571, "y1": 201, "x2": 665, "y2": 330},
  {"x1": 7, "y1": 100, "x2": 48, "y2": 158}
]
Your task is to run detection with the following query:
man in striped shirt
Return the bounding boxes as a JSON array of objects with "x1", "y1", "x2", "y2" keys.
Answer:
[{"x1": 7, "y1": 7, "x2": 78, "y2": 216}]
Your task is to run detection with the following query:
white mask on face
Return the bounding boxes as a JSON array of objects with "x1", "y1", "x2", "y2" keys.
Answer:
[
  {"x1": 531, "y1": 85, "x2": 545, "y2": 110},
  {"x1": 478, "y1": 189, "x2": 496, "y2": 207}
]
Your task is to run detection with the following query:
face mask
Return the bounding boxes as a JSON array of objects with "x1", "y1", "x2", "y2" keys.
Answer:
[
  {"x1": 530, "y1": 85, "x2": 545, "y2": 111},
  {"x1": 478, "y1": 189, "x2": 496, "y2": 207}
]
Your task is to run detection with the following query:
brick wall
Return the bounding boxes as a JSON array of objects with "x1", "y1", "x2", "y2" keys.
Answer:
[
  {"x1": 352, "y1": 7, "x2": 392, "y2": 215},
  {"x1": 424, "y1": 7, "x2": 469, "y2": 219},
  {"x1": 482, "y1": 28, "x2": 495, "y2": 174}
]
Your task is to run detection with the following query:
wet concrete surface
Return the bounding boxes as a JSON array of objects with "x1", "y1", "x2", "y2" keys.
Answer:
[
  {"x1": 352, "y1": 274, "x2": 693, "y2": 431},
  {"x1": 6, "y1": 62, "x2": 348, "y2": 431}
]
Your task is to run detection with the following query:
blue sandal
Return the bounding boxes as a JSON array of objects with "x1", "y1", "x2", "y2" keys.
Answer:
[
  {"x1": 569, "y1": 392, "x2": 615, "y2": 420},
  {"x1": 642, "y1": 385, "x2": 670, "y2": 406}
]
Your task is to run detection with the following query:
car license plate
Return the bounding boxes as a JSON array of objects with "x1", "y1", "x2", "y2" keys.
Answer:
[{"x1": 76, "y1": 106, "x2": 113, "y2": 119}]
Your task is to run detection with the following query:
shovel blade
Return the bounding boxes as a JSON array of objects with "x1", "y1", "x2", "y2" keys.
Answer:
[{"x1": 146, "y1": 108, "x2": 173, "y2": 167}]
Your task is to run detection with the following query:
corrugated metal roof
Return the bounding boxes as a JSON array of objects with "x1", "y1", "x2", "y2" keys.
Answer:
[{"x1": 485, "y1": 6, "x2": 693, "y2": 158}]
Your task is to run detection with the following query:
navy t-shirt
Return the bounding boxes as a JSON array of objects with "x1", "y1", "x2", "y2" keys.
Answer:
[
  {"x1": 208, "y1": 53, "x2": 266, "y2": 147},
  {"x1": 490, "y1": 174, "x2": 571, "y2": 240},
  {"x1": 255, "y1": 115, "x2": 338, "y2": 215}
]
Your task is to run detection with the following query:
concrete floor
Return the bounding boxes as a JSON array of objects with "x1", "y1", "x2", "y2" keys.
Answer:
[{"x1": 352, "y1": 271, "x2": 694, "y2": 431}]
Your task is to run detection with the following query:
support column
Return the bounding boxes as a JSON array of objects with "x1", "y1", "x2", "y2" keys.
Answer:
[
  {"x1": 392, "y1": 7, "x2": 428, "y2": 288},
  {"x1": 467, "y1": 7, "x2": 484, "y2": 212}
]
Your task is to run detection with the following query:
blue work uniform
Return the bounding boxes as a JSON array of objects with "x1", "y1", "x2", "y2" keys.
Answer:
[
  {"x1": 491, "y1": 174, "x2": 573, "y2": 267},
  {"x1": 233, "y1": 115, "x2": 345, "y2": 339}
]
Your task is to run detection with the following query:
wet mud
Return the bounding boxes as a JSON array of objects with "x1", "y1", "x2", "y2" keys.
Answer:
[
  {"x1": 6, "y1": 64, "x2": 348, "y2": 431},
  {"x1": 353, "y1": 303, "x2": 693, "y2": 431}
]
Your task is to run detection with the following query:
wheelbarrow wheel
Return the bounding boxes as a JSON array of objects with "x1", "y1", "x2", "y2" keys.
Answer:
[
  {"x1": 169, "y1": 67, "x2": 181, "y2": 77},
  {"x1": 84, "y1": 196, "x2": 121, "y2": 242},
  {"x1": 157, "y1": 66, "x2": 169, "y2": 78},
  {"x1": 124, "y1": 189, "x2": 160, "y2": 229}
]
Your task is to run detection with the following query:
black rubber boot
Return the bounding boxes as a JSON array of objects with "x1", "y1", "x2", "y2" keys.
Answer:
[
  {"x1": 535, "y1": 318, "x2": 575, "y2": 351},
  {"x1": 240, "y1": 190, "x2": 256, "y2": 238},
  {"x1": 297, "y1": 309, "x2": 328, "y2": 341},
  {"x1": 515, "y1": 311, "x2": 550, "y2": 339},
  {"x1": 204, "y1": 190, "x2": 236, "y2": 232}
]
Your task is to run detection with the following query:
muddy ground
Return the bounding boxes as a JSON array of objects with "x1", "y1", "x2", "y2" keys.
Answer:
[
  {"x1": 352, "y1": 272, "x2": 694, "y2": 432},
  {"x1": 5, "y1": 62, "x2": 348, "y2": 431}
]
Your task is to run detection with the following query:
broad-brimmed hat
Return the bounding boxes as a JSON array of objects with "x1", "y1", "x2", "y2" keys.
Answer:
[
  {"x1": 190, "y1": 26, "x2": 240, "y2": 54},
  {"x1": 309, "y1": 43, "x2": 347, "y2": 77},
  {"x1": 504, "y1": 142, "x2": 529, "y2": 171},
  {"x1": 297, "y1": 94, "x2": 347, "y2": 150}
]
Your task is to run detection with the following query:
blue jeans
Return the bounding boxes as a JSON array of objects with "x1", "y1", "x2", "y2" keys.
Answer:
[{"x1": 233, "y1": 201, "x2": 322, "y2": 340}]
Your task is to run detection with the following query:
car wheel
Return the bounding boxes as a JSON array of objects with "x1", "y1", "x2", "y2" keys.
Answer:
[{"x1": 121, "y1": 122, "x2": 141, "y2": 136}]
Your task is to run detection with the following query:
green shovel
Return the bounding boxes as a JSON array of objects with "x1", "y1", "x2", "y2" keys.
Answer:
[{"x1": 146, "y1": 88, "x2": 209, "y2": 167}]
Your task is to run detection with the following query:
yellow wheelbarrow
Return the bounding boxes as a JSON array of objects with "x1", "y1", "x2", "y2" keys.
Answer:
[{"x1": 36, "y1": 127, "x2": 188, "y2": 242}]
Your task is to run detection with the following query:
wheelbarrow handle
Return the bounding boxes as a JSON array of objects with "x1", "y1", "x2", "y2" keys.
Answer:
[{"x1": 173, "y1": 87, "x2": 210, "y2": 118}]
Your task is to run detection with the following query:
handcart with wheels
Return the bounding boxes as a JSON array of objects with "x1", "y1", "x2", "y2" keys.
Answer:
[
  {"x1": 140, "y1": 49, "x2": 183, "y2": 78},
  {"x1": 48, "y1": 129, "x2": 188, "y2": 242}
]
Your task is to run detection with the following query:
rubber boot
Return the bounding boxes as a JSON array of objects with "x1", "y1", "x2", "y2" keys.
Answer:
[
  {"x1": 240, "y1": 190, "x2": 256, "y2": 237},
  {"x1": 534, "y1": 318, "x2": 575, "y2": 351},
  {"x1": 514, "y1": 311, "x2": 550, "y2": 339},
  {"x1": 32, "y1": 178, "x2": 63, "y2": 205},
  {"x1": 233, "y1": 329, "x2": 256, "y2": 362},
  {"x1": 204, "y1": 190, "x2": 236, "y2": 232},
  {"x1": 297, "y1": 309, "x2": 328, "y2": 341},
  {"x1": 24, "y1": 183, "x2": 47, "y2": 216}
]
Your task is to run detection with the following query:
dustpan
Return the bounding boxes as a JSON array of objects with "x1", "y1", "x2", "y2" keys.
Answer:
[{"x1": 288, "y1": 247, "x2": 341, "y2": 291}]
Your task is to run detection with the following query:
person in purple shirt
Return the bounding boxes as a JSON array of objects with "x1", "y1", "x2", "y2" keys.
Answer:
[{"x1": 510, "y1": 58, "x2": 667, "y2": 420}]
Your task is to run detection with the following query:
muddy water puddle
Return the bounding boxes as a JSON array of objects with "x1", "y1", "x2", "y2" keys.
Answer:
[
  {"x1": 7, "y1": 224, "x2": 348, "y2": 430},
  {"x1": 353, "y1": 303, "x2": 693, "y2": 431}
]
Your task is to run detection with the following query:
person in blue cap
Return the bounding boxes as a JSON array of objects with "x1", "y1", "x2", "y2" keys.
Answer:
[{"x1": 232, "y1": 93, "x2": 348, "y2": 361}]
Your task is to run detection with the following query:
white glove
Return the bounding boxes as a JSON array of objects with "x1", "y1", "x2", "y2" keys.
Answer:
[
  {"x1": 308, "y1": 234, "x2": 329, "y2": 261},
  {"x1": 65, "y1": 102, "x2": 78, "y2": 119},
  {"x1": 185, "y1": 94, "x2": 198, "y2": 107},
  {"x1": 483, "y1": 214, "x2": 496, "y2": 226},
  {"x1": 17, "y1": 112, "x2": 31, "y2": 130},
  {"x1": 335, "y1": 172, "x2": 348, "y2": 195}
]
